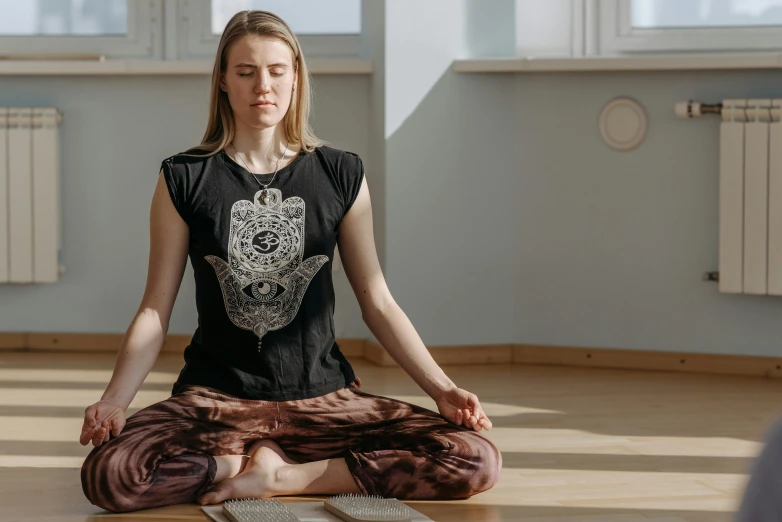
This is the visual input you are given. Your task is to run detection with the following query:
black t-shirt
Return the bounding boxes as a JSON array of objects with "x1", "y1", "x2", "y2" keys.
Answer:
[{"x1": 160, "y1": 145, "x2": 364, "y2": 401}]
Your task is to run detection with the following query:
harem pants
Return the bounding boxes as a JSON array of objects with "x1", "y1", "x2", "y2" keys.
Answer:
[{"x1": 81, "y1": 381, "x2": 502, "y2": 512}]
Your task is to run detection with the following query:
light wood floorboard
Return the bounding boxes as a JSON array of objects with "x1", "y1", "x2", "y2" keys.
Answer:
[{"x1": 2, "y1": 351, "x2": 780, "y2": 521}]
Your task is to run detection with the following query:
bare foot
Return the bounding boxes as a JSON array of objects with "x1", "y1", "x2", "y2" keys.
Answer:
[{"x1": 197, "y1": 440, "x2": 296, "y2": 505}]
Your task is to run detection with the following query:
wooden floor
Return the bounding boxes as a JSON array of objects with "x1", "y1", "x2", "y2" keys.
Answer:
[{"x1": 2, "y1": 351, "x2": 781, "y2": 522}]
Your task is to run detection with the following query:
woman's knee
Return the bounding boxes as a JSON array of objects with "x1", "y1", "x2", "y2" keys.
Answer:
[
  {"x1": 442, "y1": 430, "x2": 502, "y2": 498},
  {"x1": 81, "y1": 442, "x2": 147, "y2": 513},
  {"x1": 467, "y1": 432, "x2": 502, "y2": 495}
]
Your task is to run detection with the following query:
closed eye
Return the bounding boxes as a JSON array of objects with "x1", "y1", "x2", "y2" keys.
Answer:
[{"x1": 237, "y1": 71, "x2": 284, "y2": 77}]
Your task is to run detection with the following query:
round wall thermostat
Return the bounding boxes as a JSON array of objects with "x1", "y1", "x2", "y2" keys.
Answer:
[{"x1": 599, "y1": 97, "x2": 647, "y2": 151}]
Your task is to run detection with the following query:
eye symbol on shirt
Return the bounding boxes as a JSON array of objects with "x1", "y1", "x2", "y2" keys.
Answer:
[
  {"x1": 242, "y1": 280, "x2": 285, "y2": 302},
  {"x1": 252, "y1": 231, "x2": 280, "y2": 254},
  {"x1": 205, "y1": 188, "x2": 329, "y2": 345}
]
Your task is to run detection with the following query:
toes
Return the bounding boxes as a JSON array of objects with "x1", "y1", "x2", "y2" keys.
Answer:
[{"x1": 198, "y1": 485, "x2": 231, "y2": 505}]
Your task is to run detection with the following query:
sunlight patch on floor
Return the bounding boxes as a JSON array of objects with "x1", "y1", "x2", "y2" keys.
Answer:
[
  {"x1": 486, "y1": 427, "x2": 762, "y2": 457},
  {"x1": 0, "y1": 455, "x2": 84, "y2": 468},
  {"x1": 387, "y1": 395, "x2": 563, "y2": 416},
  {"x1": 0, "y1": 417, "x2": 85, "y2": 441},
  {"x1": 0, "y1": 388, "x2": 171, "y2": 408},
  {"x1": 0, "y1": 369, "x2": 178, "y2": 384},
  {"x1": 471, "y1": 468, "x2": 745, "y2": 512}
]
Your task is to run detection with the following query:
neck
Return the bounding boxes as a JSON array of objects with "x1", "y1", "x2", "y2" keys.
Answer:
[{"x1": 230, "y1": 122, "x2": 292, "y2": 173}]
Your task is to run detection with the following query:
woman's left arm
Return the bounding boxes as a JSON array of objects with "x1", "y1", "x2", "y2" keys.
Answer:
[{"x1": 337, "y1": 177, "x2": 492, "y2": 432}]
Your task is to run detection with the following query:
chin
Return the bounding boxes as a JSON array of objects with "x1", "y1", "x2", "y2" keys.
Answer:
[{"x1": 244, "y1": 115, "x2": 283, "y2": 130}]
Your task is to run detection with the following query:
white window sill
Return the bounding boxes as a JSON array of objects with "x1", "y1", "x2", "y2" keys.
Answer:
[
  {"x1": 452, "y1": 53, "x2": 782, "y2": 73},
  {"x1": 0, "y1": 58, "x2": 373, "y2": 76}
]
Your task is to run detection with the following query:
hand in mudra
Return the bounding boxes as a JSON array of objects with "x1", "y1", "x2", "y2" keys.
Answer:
[
  {"x1": 435, "y1": 388, "x2": 493, "y2": 432},
  {"x1": 79, "y1": 400, "x2": 126, "y2": 447}
]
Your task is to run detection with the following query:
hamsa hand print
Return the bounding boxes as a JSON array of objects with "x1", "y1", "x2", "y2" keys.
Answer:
[{"x1": 205, "y1": 189, "x2": 329, "y2": 349}]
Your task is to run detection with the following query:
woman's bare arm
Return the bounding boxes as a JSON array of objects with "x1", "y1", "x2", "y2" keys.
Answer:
[
  {"x1": 99, "y1": 171, "x2": 190, "y2": 410},
  {"x1": 338, "y1": 177, "x2": 457, "y2": 399}
]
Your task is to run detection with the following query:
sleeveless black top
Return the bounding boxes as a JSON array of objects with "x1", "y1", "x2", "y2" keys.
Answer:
[{"x1": 161, "y1": 145, "x2": 364, "y2": 400}]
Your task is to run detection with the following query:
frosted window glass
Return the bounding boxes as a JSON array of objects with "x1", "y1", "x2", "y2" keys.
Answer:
[
  {"x1": 0, "y1": 0, "x2": 127, "y2": 35},
  {"x1": 631, "y1": 0, "x2": 782, "y2": 28},
  {"x1": 211, "y1": 0, "x2": 360, "y2": 35}
]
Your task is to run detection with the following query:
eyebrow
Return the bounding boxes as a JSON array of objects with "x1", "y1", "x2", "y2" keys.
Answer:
[{"x1": 234, "y1": 62, "x2": 289, "y2": 68}]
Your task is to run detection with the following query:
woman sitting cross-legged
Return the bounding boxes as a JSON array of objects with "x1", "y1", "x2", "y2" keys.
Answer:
[{"x1": 78, "y1": 9, "x2": 501, "y2": 513}]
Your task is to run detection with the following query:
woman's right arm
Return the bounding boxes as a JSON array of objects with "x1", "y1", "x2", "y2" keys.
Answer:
[{"x1": 79, "y1": 170, "x2": 189, "y2": 446}]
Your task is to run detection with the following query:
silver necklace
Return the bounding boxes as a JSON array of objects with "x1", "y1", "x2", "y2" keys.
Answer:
[{"x1": 231, "y1": 143, "x2": 290, "y2": 205}]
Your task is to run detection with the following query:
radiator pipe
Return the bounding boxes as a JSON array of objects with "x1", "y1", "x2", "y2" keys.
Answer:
[
  {"x1": 676, "y1": 99, "x2": 782, "y2": 120},
  {"x1": 703, "y1": 271, "x2": 720, "y2": 283},
  {"x1": 674, "y1": 100, "x2": 724, "y2": 118}
]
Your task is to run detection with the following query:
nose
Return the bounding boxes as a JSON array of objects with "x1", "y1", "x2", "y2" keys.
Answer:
[{"x1": 255, "y1": 71, "x2": 271, "y2": 94}]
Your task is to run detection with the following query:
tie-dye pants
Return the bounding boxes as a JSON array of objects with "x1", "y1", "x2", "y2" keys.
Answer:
[{"x1": 80, "y1": 381, "x2": 502, "y2": 513}]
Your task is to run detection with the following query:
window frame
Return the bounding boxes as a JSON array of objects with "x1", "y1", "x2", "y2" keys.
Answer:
[
  {"x1": 0, "y1": 0, "x2": 163, "y2": 60},
  {"x1": 174, "y1": 0, "x2": 361, "y2": 61},
  {"x1": 597, "y1": 0, "x2": 782, "y2": 54}
]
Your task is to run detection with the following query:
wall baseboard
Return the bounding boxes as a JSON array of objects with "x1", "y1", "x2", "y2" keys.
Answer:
[
  {"x1": 513, "y1": 344, "x2": 782, "y2": 378},
  {"x1": 1, "y1": 332, "x2": 780, "y2": 378},
  {"x1": 362, "y1": 342, "x2": 782, "y2": 379},
  {"x1": 0, "y1": 333, "x2": 192, "y2": 353},
  {"x1": 363, "y1": 342, "x2": 514, "y2": 367}
]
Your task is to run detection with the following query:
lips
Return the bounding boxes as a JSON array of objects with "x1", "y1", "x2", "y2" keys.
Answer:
[{"x1": 253, "y1": 102, "x2": 274, "y2": 106}]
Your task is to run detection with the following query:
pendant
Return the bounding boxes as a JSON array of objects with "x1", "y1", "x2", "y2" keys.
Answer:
[{"x1": 261, "y1": 190, "x2": 269, "y2": 205}]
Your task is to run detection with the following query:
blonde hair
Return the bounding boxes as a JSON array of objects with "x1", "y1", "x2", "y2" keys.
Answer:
[{"x1": 187, "y1": 10, "x2": 324, "y2": 156}]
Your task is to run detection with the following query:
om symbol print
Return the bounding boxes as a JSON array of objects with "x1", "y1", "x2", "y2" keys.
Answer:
[{"x1": 205, "y1": 189, "x2": 328, "y2": 351}]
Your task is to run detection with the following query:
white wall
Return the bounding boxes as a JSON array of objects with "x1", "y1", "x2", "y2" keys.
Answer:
[
  {"x1": 378, "y1": 2, "x2": 782, "y2": 357},
  {"x1": 3, "y1": 2, "x2": 782, "y2": 359},
  {"x1": 509, "y1": 70, "x2": 782, "y2": 357},
  {"x1": 0, "y1": 75, "x2": 370, "y2": 339}
]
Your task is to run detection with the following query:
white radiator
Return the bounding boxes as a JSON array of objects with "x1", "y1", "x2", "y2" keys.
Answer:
[
  {"x1": 0, "y1": 107, "x2": 63, "y2": 284},
  {"x1": 717, "y1": 99, "x2": 782, "y2": 295}
]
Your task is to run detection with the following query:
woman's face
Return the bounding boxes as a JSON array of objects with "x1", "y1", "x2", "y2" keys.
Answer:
[{"x1": 221, "y1": 35, "x2": 298, "y2": 131}]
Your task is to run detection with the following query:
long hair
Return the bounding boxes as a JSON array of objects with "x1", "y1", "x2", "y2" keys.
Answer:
[{"x1": 187, "y1": 10, "x2": 324, "y2": 156}]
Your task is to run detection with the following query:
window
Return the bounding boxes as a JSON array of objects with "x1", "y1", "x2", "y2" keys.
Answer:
[
  {"x1": 599, "y1": 0, "x2": 782, "y2": 54},
  {"x1": 0, "y1": 0, "x2": 128, "y2": 36},
  {"x1": 211, "y1": 0, "x2": 360, "y2": 35},
  {"x1": 177, "y1": 0, "x2": 361, "y2": 60},
  {"x1": 630, "y1": 0, "x2": 782, "y2": 29},
  {"x1": 0, "y1": 0, "x2": 361, "y2": 63},
  {"x1": 0, "y1": 0, "x2": 161, "y2": 59}
]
